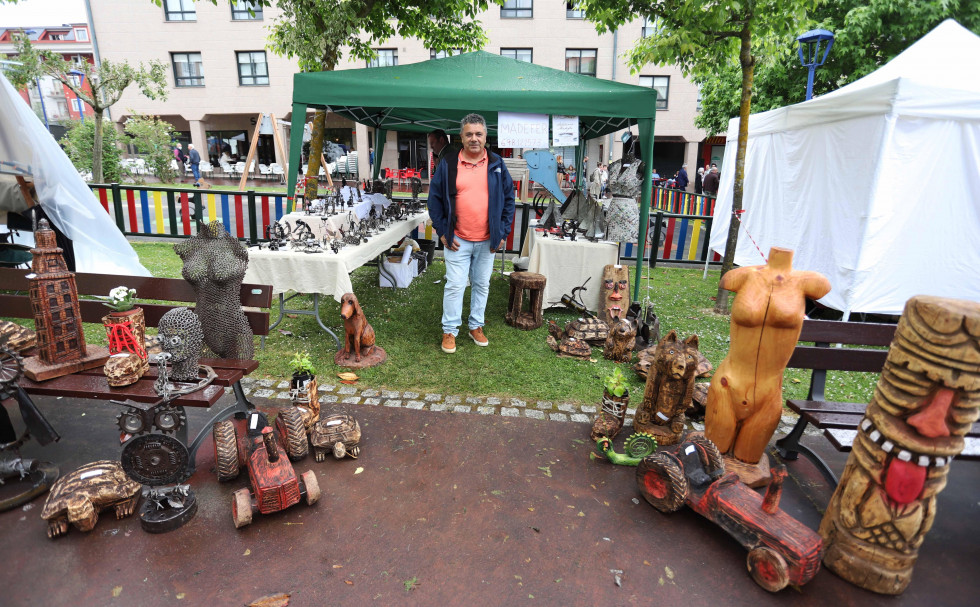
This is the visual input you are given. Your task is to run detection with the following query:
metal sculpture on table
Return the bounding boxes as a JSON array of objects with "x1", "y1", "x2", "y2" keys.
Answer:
[
  {"x1": 40, "y1": 460, "x2": 141, "y2": 538},
  {"x1": 174, "y1": 221, "x2": 254, "y2": 360},
  {"x1": 157, "y1": 307, "x2": 205, "y2": 382},
  {"x1": 335, "y1": 292, "x2": 386, "y2": 368},
  {"x1": 819, "y1": 296, "x2": 980, "y2": 595},
  {"x1": 634, "y1": 331, "x2": 700, "y2": 446},
  {"x1": 603, "y1": 157, "x2": 641, "y2": 243}
]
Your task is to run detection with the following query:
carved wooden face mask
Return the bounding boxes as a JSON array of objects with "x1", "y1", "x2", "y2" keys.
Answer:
[
  {"x1": 599, "y1": 265, "x2": 630, "y2": 324},
  {"x1": 820, "y1": 296, "x2": 980, "y2": 595}
]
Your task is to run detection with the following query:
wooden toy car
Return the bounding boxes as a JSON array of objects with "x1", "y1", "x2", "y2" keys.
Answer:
[
  {"x1": 212, "y1": 411, "x2": 320, "y2": 528},
  {"x1": 636, "y1": 436, "x2": 823, "y2": 592}
]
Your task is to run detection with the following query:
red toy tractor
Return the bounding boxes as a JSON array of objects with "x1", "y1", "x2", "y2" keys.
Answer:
[
  {"x1": 636, "y1": 435, "x2": 823, "y2": 592},
  {"x1": 212, "y1": 410, "x2": 320, "y2": 528}
]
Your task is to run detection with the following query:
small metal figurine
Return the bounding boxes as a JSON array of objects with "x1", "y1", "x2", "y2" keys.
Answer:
[{"x1": 157, "y1": 308, "x2": 203, "y2": 382}]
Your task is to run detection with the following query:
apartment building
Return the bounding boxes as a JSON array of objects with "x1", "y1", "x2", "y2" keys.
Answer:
[
  {"x1": 88, "y1": 0, "x2": 713, "y2": 179},
  {"x1": 0, "y1": 23, "x2": 95, "y2": 132}
]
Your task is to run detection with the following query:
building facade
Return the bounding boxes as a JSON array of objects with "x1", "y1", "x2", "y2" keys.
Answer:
[{"x1": 88, "y1": 0, "x2": 709, "y2": 180}]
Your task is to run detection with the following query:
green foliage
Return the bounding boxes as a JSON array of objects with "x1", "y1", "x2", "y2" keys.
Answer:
[
  {"x1": 61, "y1": 119, "x2": 123, "y2": 182},
  {"x1": 123, "y1": 114, "x2": 178, "y2": 183},
  {"x1": 603, "y1": 367, "x2": 629, "y2": 397},
  {"x1": 693, "y1": 0, "x2": 980, "y2": 135},
  {"x1": 289, "y1": 351, "x2": 317, "y2": 377}
]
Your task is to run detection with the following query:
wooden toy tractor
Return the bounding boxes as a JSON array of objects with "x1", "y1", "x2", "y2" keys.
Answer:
[
  {"x1": 637, "y1": 436, "x2": 824, "y2": 592},
  {"x1": 212, "y1": 410, "x2": 320, "y2": 528}
]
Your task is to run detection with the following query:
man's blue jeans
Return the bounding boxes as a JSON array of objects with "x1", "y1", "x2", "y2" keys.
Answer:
[
  {"x1": 191, "y1": 164, "x2": 200, "y2": 181},
  {"x1": 442, "y1": 237, "x2": 494, "y2": 336}
]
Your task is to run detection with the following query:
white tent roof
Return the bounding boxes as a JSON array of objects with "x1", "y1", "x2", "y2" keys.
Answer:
[
  {"x1": 0, "y1": 71, "x2": 149, "y2": 276},
  {"x1": 708, "y1": 20, "x2": 980, "y2": 315}
]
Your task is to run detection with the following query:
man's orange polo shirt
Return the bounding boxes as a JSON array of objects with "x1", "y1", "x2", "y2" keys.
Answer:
[{"x1": 455, "y1": 150, "x2": 490, "y2": 241}]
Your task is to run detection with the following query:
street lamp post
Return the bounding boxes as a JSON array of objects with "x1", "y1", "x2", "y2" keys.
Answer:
[
  {"x1": 796, "y1": 29, "x2": 835, "y2": 101},
  {"x1": 68, "y1": 69, "x2": 86, "y2": 124}
]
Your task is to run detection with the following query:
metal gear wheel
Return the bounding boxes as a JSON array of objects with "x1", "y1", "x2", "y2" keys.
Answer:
[
  {"x1": 153, "y1": 406, "x2": 187, "y2": 434},
  {"x1": 120, "y1": 433, "x2": 189, "y2": 486},
  {"x1": 116, "y1": 406, "x2": 149, "y2": 436},
  {"x1": 0, "y1": 347, "x2": 24, "y2": 390}
]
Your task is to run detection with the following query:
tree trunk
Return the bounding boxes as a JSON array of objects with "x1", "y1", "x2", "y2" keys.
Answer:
[
  {"x1": 304, "y1": 109, "x2": 326, "y2": 200},
  {"x1": 93, "y1": 108, "x2": 105, "y2": 183},
  {"x1": 713, "y1": 26, "x2": 755, "y2": 314}
]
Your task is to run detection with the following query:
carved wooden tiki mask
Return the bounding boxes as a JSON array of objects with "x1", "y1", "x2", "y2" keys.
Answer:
[
  {"x1": 599, "y1": 264, "x2": 630, "y2": 324},
  {"x1": 819, "y1": 296, "x2": 980, "y2": 595}
]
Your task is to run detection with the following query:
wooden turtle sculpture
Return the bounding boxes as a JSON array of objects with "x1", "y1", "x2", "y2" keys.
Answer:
[
  {"x1": 546, "y1": 320, "x2": 593, "y2": 360},
  {"x1": 41, "y1": 460, "x2": 141, "y2": 538},
  {"x1": 565, "y1": 316, "x2": 609, "y2": 345},
  {"x1": 310, "y1": 414, "x2": 361, "y2": 461}
]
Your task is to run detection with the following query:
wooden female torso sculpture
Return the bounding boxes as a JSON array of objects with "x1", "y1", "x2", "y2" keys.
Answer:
[{"x1": 705, "y1": 247, "x2": 830, "y2": 482}]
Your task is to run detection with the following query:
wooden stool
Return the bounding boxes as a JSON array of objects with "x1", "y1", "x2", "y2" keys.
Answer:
[{"x1": 506, "y1": 272, "x2": 546, "y2": 330}]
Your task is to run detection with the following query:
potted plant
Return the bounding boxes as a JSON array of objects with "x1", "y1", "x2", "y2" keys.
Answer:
[
  {"x1": 289, "y1": 351, "x2": 320, "y2": 426},
  {"x1": 101, "y1": 286, "x2": 148, "y2": 373},
  {"x1": 590, "y1": 367, "x2": 631, "y2": 441}
]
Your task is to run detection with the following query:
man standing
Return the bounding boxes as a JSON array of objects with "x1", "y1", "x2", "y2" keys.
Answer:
[
  {"x1": 427, "y1": 129, "x2": 456, "y2": 170},
  {"x1": 187, "y1": 143, "x2": 202, "y2": 187},
  {"x1": 702, "y1": 165, "x2": 720, "y2": 196},
  {"x1": 427, "y1": 114, "x2": 515, "y2": 354},
  {"x1": 676, "y1": 163, "x2": 690, "y2": 191}
]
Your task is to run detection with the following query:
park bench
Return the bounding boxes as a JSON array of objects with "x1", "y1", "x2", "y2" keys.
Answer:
[
  {"x1": 0, "y1": 267, "x2": 272, "y2": 477},
  {"x1": 774, "y1": 318, "x2": 980, "y2": 485}
]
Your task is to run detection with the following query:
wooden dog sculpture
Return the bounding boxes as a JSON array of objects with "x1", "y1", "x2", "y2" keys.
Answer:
[{"x1": 334, "y1": 292, "x2": 386, "y2": 368}]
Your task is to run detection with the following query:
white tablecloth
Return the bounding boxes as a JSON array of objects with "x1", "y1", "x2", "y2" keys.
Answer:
[
  {"x1": 520, "y1": 222, "x2": 619, "y2": 313},
  {"x1": 245, "y1": 212, "x2": 429, "y2": 302}
]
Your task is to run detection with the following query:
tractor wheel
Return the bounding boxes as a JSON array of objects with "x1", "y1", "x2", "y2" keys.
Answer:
[
  {"x1": 747, "y1": 547, "x2": 790, "y2": 592},
  {"x1": 301, "y1": 470, "x2": 320, "y2": 505},
  {"x1": 688, "y1": 434, "x2": 725, "y2": 478},
  {"x1": 636, "y1": 452, "x2": 689, "y2": 513},
  {"x1": 212, "y1": 421, "x2": 240, "y2": 481},
  {"x1": 276, "y1": 408, "x2": 308, "y2": 461},
  {"x1": 232, "y1": 489, "x2": 253, "y2": 529}
]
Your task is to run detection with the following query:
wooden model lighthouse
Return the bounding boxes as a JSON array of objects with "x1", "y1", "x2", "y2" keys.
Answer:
[{"x1": 23, "y1": 219, "x2": 108, "y2": 381}]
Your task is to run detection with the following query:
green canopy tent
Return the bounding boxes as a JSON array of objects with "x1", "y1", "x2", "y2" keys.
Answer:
[{"x1": 287, "y1": 50, "x2": 658, "y2": 299}]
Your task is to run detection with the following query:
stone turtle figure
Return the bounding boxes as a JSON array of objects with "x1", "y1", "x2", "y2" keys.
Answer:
[{"x1": 41, "y1": 460, "x2": 141, "y2": 538}]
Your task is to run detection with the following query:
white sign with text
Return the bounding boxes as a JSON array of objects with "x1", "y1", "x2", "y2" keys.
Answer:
[
  {"x1": 552, "y1": 115, "x2": 579, "y2": 147},
  {"x1": 497, "y1": 112, "x2": 550, "y2": 148}
]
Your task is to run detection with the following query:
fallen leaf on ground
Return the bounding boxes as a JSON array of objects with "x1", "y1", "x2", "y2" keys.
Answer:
[
  {"x1": 247, "y1": 593, "x2": 290, "y2": 607},
  {"x1": 665, "y1": 565, "x2": 675, "y2": 580},
  {"x1": 354, "y1": 467, "x2": 364, "y2": 474},
  {"x1": 340, "y1": 380, "x2": 357, "y2": 385},
  {"x1": 278, "y1": 329, "x2": 293, "y2": 336},
  {"x1": 243, "y1": 548, "x2": 251, "y2": 556},
  {"x1": 791, "y1": 378, "x2": 801, "y2": 384},
  {"x1": 337, "y1": 372, "x2": 359, "y2": 381},
  {"x1": 345, "y1": 580, "x2": 354, "y2": 586},
  {"x1": 286, "y1": 314, "x2": 298, "y2": 318},
  {"x1": 111, "y1": 586, "x2": 122, "y2": 598},
  {"x1": 333, "y1": 565, "x2": 343, "y2": 569},
  {"x1": 176, "y1": 593, "x2": 186, "y2": 600},
  {"x1": 538, "y1": 466, "x2": 552, "y2": 478}
]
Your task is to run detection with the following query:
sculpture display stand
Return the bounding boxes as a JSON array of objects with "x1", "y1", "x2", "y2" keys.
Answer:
[
  {"x1": 22, "y1": 219, "x2": 108, "y2": 381},
  {"x1": 598, "y1": 265, "x2": 630, "y2": 324},
  {"x1": 819, "y1": 296, "x2": 980, "y2": 595},
  {"x1": 705, "y1": 247, "x2": 830, "y2": 487},
  {"x1": 505, "y1": 272, "x2": 546, "y2": 330},
  {"x1": 634, "y1": 331, "x2": 700, "y2": 446},
  {"x1": 41, "y1": 460, "x2": 141, "y2": 538},
  {"x1": 335, "y1": 292, "x2": 386, "y2": 368}
]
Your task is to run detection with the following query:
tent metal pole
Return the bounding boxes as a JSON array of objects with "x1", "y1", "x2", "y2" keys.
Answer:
[
  {"x1": 286, "y1": 102, "x2": 307, "y2": 213},
  {"x1": 373, "y1": 128, "x2": 387, "y2": 180},
  {"x1": 633, "y1": 118, "x2": 656, "y2": 302}
]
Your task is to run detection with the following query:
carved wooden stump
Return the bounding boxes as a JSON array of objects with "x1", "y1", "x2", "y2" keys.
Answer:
[
  {"x1": 505, "y1": 272, "x2": 546, "y2": 331},
  {"x1": 820, "y1": 296, "x2": 980, "y2": 595},
  {"x1": 633, "y1": 332, "x2": 700, "y2": 447}
]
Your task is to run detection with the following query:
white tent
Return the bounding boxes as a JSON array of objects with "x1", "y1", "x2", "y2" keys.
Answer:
[
  {"x1": 0, "y1": 71, "x2": 149, "y2": 276},
  {"x1": 707, "y1": 19, "x2": 980, "y2": 316}
]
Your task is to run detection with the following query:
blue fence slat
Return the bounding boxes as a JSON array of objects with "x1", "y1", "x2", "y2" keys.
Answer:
[{"x1": 220, "y1": 194, "x2": 231, "y2": 234}]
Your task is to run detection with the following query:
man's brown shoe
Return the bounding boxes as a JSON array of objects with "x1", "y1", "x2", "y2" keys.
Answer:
[
  {"x1": 469, "y1": 327, "x2": 489, "y2": 347},
  {"x1": 441, "y1": 333, "x2": 457, "y2": 353}
]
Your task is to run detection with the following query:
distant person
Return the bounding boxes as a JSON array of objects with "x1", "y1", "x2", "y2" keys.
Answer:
[
  {"x1": 556, "y1": 154, "x2": 566, "y2": 188},
  {"x1": 652, "y1": 168, "x2": 660, "y2": 180},
  {"x1": 600, "y1": 164, "x2": 609, "y2": 197},
  {"x1": 174, "y1": 143, "x2": 186, "y2": 165},
  {"x1": 427, "y1": 129, "x2": 455, "y2": 168},
  {"x1": 702, "y1": 166, "x2": 720, "y2": 196},
  {"x1": 583, "y1": 155, "x2": 590, "y2": 176},
  {"x1": 369, "y1": 147, "x2": 374, "y2": 168},
  {"x1": 676, "y1": 164, "x2": 689, "y2": 191},
  {"x1": 188, "y1": 143, "x2": 202, "y2": 187},
  {"x1": 695, "y1": 166, "x2": 705, "y2": 194}
]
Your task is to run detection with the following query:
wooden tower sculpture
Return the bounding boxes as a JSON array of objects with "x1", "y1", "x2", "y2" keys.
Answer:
[{"x1": 23, "y1": 219, "x2": 108, "y2": 381}]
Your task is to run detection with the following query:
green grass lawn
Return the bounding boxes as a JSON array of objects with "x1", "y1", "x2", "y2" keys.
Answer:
[{"x1": 106, "y1": 242, "x2": 878, "y2": 406}]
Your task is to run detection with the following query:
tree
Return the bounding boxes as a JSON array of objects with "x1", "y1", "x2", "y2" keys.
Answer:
[
  {"x1": 694, "y1": 0, "x2": 980, "y2": 136},
  {"x1": 123, "y1": 114, "x2": 178, "y2": 184},
  {"x1": 7, "y1": 34, "x2": 168, "y2": 183},
  {"x1": 266, "y1": 0, "x2": 498, "y2": 200},
  {"x1": 578, "y1": 0, "x2": 818, "y2": 312},
  {"x1": 61, "y1": 118, "x2": 124, "y2": 183}
]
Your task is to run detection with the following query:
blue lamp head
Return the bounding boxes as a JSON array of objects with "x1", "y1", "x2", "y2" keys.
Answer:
[{"x1": 797, "y1": 29, "x2": 835, "y2": 68}]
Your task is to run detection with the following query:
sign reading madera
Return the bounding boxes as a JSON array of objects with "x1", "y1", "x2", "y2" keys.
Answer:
[
  {"x1": 498, "y1": 112, "x2": 549, "y2": 149},
  {"x1": 552, "y1": 115, "x2": 579, "y2": 147}
]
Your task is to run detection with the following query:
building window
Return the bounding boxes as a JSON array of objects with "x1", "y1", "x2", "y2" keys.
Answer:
[
  {"x1": 501, "y1": 0, "x2": 532, "y2": 19},
  {"x1": 74, "y1": 28, "x2": 89, "y2": 41},
  {"x1": 430, "y1": 49, "x2": 462, "y2": 60},
  {"x1": 566, "y1": 2, "x2": 585, "y2": 18},
  {"x1": 164, "y1": 0, "x2": 196, "y2": 21},
  {"x1": 367, "y1": 49, "x2": 397, "y2": 68},
  {"x1": 500, "y1": 48, "x2": 532, "y2": 63},
  {"x1": 565, "y1": 49, "x2": 596, "y2": 76},
  {"x1": 642, "y1": 16, "x2": 660, "y2": 38},
  {"x1": 231, "y1": 1, "x2": 262, "y2": 20},
  {"x1": 236, "y1": 51, "x2": 269, "y2": 85},
  {"x1": 640, "y1": 75, "x2": 669, "y2": 109},
  {"x1": 171, "y1": 52, "x2": 204, "y2": 87}
]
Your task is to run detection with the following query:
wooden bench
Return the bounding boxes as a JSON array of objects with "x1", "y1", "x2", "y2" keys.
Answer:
[
  {"x1": 1, "y1": 267, "x2": 272, "y2": 477},
  {"x1": 774, "y1": 318, "x2": 980, "y2": 485}
]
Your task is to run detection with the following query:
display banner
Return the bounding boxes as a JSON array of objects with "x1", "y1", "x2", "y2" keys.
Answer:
[
  {"x1": 552, "y1": 115, "x2": 579, "y2": 146},
  {"x1": 498, "y1": 112, "x2": 549, "y2": 148}
]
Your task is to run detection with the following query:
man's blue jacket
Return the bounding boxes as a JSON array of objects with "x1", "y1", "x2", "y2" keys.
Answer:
[{"x1": 427, "y1": 148, "x2": 516, "y2": 248}]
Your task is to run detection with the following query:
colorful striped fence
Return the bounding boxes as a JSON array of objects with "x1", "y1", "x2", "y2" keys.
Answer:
[{"x1": 652, "y1": 186, "x2": 716, "y2": 216}]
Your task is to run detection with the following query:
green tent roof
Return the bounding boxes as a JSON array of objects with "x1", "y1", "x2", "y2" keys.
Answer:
[{"x1": 291, "y1": 50, "x2": 659, "y2": 138}]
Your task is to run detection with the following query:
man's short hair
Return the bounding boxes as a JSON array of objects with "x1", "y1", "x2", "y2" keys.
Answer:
[
  {"x1": 460, "y1": 113, "x2": 487, "y2": 132},
  {"x1": 429, "y1": 129, "x2": 449, "y2": 144}
]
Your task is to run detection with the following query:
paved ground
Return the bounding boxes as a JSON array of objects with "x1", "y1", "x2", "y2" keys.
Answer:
[{"x1": 1, "y1": 385, "x2": 978, "y2": 606}]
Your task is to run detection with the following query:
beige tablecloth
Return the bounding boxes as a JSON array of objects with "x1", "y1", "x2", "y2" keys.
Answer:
[
  {"x1": 245, "y1": 212, "x2": 429, "y2": 302},
  {"x1": 520, "y1": 223, "x2": 619, "y2": 313}
]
